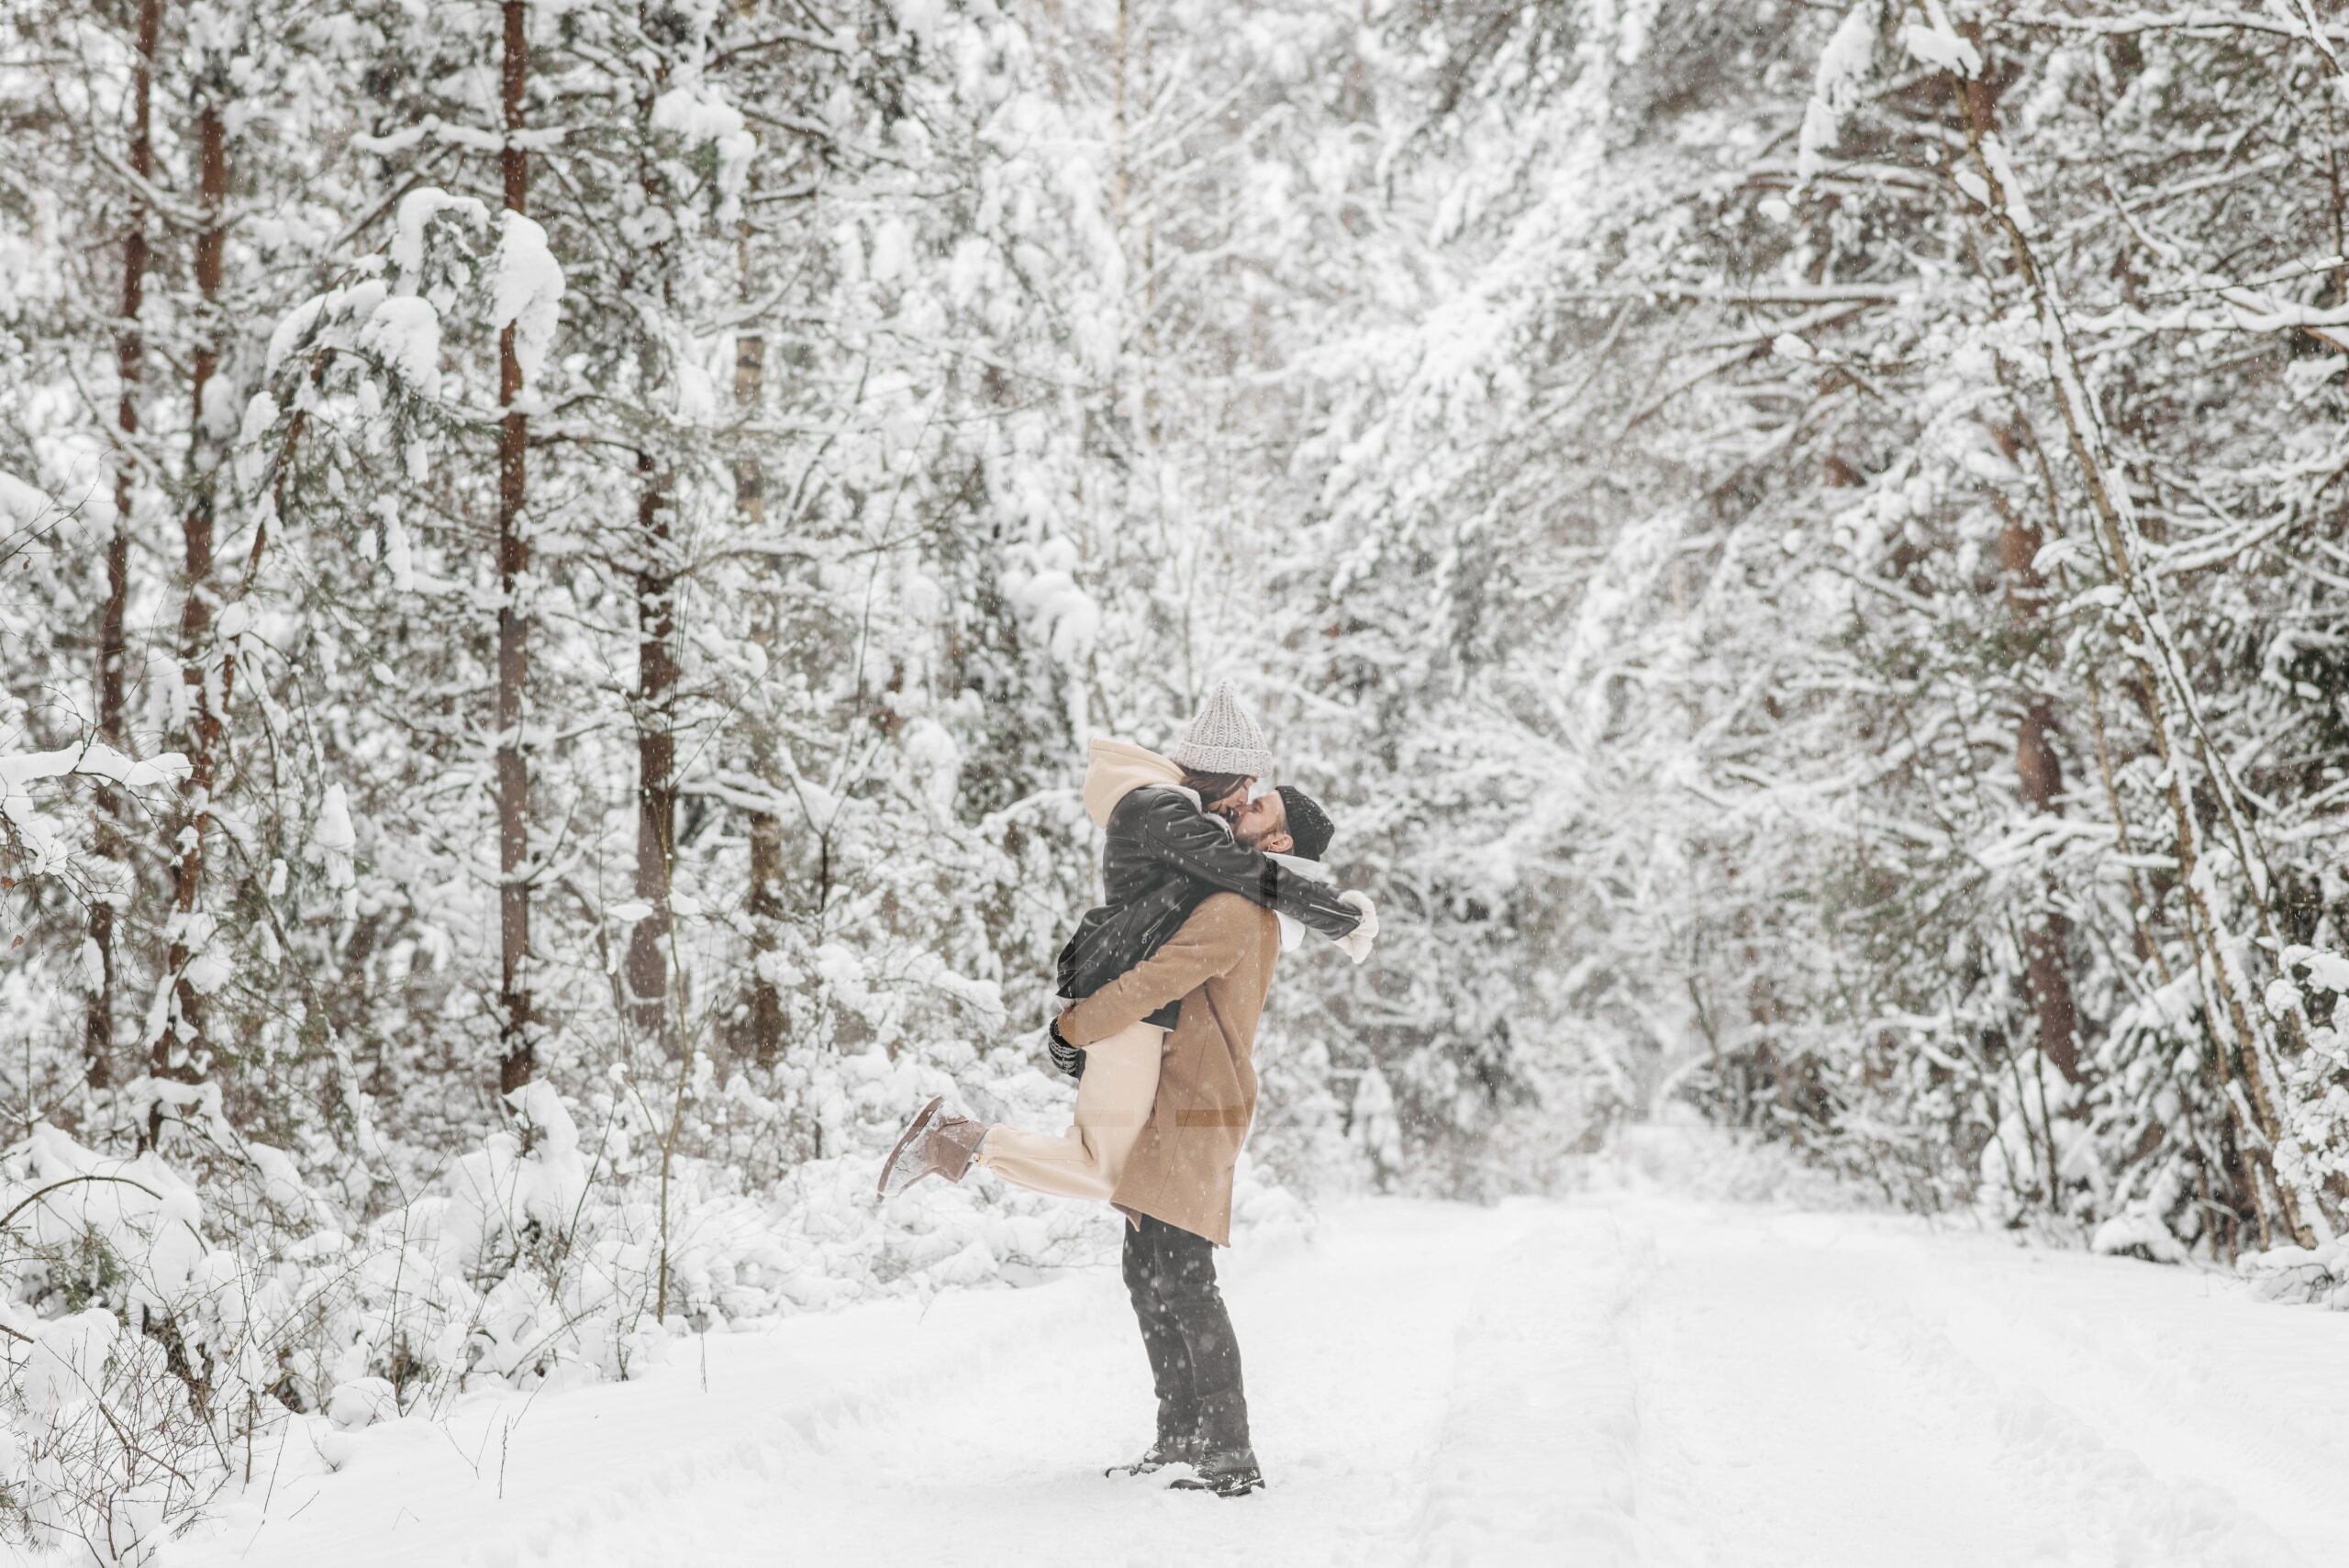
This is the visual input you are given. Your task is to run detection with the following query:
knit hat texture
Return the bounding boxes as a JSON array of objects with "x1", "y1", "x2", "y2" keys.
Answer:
[
  {"x1": 1171, "y1": 681, "x2": 1274, "y2": 778},
  {"x1": 1274, "y1": 784, "x2": 1335, "y2": 862}
]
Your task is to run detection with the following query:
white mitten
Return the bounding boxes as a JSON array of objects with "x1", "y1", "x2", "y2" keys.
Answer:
[{"x1": 1335, "y1": 890, "x2": 1379, "y2": 965}]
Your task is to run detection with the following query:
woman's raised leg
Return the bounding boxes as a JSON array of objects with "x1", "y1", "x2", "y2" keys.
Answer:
[{"x1": 975, "y1": 1018, "x2": 1164, "y2": 1200}]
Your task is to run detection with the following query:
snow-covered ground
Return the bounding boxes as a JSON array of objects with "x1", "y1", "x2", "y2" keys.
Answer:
[{"x1": 171, "y1": 1195, "x2": 2349, "y2": 1568}]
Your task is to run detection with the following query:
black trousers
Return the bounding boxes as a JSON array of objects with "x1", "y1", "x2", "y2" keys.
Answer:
[{"x1": 1121, "y1": 1213, "x2": 1253, "y2": 1452}]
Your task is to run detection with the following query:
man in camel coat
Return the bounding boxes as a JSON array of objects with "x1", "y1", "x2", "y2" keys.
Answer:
[{"x1": 1052, "y1": 884, "x2": 1291, "y2": 1496}]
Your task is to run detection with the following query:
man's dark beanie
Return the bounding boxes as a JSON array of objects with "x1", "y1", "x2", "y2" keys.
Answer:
[{"x1": 1275, "y1": 784, "x2": 1336, "y2": 862}]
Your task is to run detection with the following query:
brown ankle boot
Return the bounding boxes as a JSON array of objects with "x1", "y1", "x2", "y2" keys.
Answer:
[{"x1": 875, "y1": 1095, "x2": 990, "y2": 1201}]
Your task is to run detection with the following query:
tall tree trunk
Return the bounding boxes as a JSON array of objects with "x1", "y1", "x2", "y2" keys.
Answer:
[
  {"x1": 625, "y1": 450, "x2": 676, "y2": 1048},
  {"x1": 2012, "y1": 701, "x2": 2078, "y2": 1078},
  {"x1": 90, "y1": 0, "x2": 162, "y2": 1092},
  {"x1": 624, "y1": 62, "x2": 680, "y2": 1054},
  {"x1": 159, "y1": 84, "x2": 228, "y2": 1088},
  {"x1": 495, "y1": 0, "x2": 535, "y2": 1096},
  {"x1": 736, "y1": 331, "x2": 787, "y2": 1066},
  {"x1": 1993, "y1": 421, "x2": 2078, "y2": 1084}
]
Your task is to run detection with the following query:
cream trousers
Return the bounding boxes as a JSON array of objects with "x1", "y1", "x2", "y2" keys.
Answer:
[{"x1": 976, "y1": 1018, "x2": 1165, "y2": 1202}]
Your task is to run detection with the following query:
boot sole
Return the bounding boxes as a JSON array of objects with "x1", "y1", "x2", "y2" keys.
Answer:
[
  {"x1": 874, "y1": 1095, "x2": 945, "y2": 1202},
  {"x1": 1166, "y1": 1474, "x2": 1264, "y2": 1497}
]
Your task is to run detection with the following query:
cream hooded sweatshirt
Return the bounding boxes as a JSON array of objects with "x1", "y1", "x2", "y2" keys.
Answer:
[{"x1": 1081, "y1": 737, "x2": 1186, "y2": 828}]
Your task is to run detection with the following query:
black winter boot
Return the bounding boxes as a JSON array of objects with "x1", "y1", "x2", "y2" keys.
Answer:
[
  {"x1": 1166, "y1": 1390, "x2": 1261, "y2": 1496},
  {"x1": 1166, "y1": 1444, "x2": 1264, "y2": 1497},
  {"x1": 1105, "y1": 1429, "x2": 1203, "y2": 1477}
]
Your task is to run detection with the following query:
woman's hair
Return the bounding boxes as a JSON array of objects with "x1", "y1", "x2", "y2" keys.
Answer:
[{"x1": 1179, "y1": 769, "x2": 1253, "y2": 807}]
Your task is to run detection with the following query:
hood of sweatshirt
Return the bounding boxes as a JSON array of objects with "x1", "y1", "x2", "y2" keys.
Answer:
[{"x1": 1082, "y1": 738, "x2": 1185, "y2": 828}]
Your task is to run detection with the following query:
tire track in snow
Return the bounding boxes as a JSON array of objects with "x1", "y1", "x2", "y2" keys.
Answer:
[
  {"x1": 1846, "y1": 1281, "x2": 2305, "y2": 1568},
  {"x1": 1614, "y1": 1203, "x2": 2142, "y2": 1568},
  {"x1": 1917, "y1": 1241, "x2": 2349, "y2": 1546},
  {"x1": 1411, "y1": 1208, "x2": 1657, "y2": 1568}
]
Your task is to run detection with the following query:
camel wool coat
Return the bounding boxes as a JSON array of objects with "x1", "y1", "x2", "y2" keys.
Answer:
[{"x1": 1055, "y1": 891, "x2": 1280, "y2": 1247}]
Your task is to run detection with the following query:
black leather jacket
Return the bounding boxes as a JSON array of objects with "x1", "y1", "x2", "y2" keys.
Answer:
[{"x1": 1055, "y1": 784, "x2": 1363, "y2": 1029}]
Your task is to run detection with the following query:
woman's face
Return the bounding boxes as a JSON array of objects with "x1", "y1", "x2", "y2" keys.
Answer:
[{"x1": 1204, "y1": 777, "x2": 1254, "y2": 817}]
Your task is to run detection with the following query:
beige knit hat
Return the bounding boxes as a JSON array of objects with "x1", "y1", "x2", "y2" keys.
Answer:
[{"x1": 1171, "y1": 680, "x2": 1274, "y2": 778}]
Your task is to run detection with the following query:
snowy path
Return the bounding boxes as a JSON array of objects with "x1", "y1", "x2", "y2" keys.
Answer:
[{"x1": 176, "y1": 1196, "x2": 2349, "y2": 1568}]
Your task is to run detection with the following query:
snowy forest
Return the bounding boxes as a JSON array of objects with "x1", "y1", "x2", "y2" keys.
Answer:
[{"x1": 6, "y1": 0, "x2": 2349, "y2": 1559}]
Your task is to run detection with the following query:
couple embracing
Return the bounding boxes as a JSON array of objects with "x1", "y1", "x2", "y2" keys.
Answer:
[{"x1": 875, "y1": 682, "x2": 1378, "y2": 1498}]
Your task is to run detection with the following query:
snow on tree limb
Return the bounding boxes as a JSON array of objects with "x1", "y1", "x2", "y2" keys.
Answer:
[
  {"x1": 1798, "y1": 3, "x2": 1881, "y2": 183},
  {"x1": 0, "y1": 743, "x2": 191, "y2": 874},
  {"x1": 490, "y1": 212, "x2": 564, "y2": 385}
]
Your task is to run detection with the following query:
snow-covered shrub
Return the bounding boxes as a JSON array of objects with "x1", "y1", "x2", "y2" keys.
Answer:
[
  {"x1": 2, "y1": 1122, "x2": 257, "y2": 1562},
  {"x1": 0, "y1": 1049, "x2": 1150, "y2": 1559},
  {"x1": 2237, "y1": 1240, "x2": 2349, "y2": 1313}
]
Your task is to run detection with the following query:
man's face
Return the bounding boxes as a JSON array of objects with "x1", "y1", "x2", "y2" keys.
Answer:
[{"x1": 1232, "y1": 789, "x2": 1292, "y2": 853}]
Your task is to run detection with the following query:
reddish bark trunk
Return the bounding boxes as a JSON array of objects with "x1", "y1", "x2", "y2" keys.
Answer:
[
  {"x1": 159, "y1": 91, "x2": 227, "y2": 1086},
  {"x1": 1994, "y1": 421, "x2": 2079, "y2": 1084},
  {"x1": 747, "y1": 811, "x2": 785, "y2": 1063},
  {"x1": 624, "y1": 68, "x2": 682, "y2": 1051},
  {"x1": 495, "y1": 0, "x2": 535, "y2": 1097},
  {"x1": 89, "y1": 0, "x2": 162, "y2": 1088},
  {"x1": 2015, "y1": 695, "x2": 2078, "y2": 1080},
  {"x1": 625, "y1": 452, "x2": 676, "y2": 1046}
]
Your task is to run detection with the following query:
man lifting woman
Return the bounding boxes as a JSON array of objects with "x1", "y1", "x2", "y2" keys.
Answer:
[{"x1": 877, "y1": 682, "x2": 1376, "y2": 1498}]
